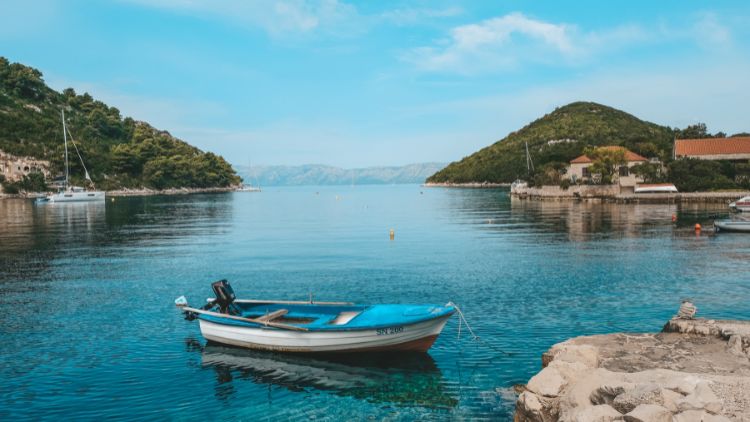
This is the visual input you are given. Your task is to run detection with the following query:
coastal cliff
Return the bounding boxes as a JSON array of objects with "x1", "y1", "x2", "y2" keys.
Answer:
[{"x1": 515, "y1": 305, "x2": 750, "y2": 421}]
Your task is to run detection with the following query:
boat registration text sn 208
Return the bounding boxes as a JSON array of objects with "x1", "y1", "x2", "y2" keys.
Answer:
[{"x1": 376, "y1": 326, "x2": 404, "y2": 336}]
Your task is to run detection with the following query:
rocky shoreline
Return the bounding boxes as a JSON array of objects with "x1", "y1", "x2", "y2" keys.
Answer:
[
  {"x1": 107, "y1": 186, "x2": 240, "y2": 197},
  {"x1": 515, "y1": 304, "x2": 750, "y2": 421},
  {"x1": 0, "y1": 186, "x2": 242, "y2": 199},
  {"x1": 422, "y1": 182, "x2": 511, "y2": 188}
]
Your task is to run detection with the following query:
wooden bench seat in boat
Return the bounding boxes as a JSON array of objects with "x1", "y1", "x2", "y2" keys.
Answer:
[{"x1": 255, "y1": 309, "x2": 288, "y2": 322}]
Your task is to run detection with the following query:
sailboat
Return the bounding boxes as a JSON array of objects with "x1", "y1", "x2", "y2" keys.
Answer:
[
  {"x1": 510, "y1": 141, "x2": 534, "y2": 192},
  {"x1": 45, "y1": 110, "x2": 105, "y2": 202}
]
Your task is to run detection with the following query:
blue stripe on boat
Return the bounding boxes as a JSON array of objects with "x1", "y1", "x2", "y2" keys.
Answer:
[{"x1": 198, "y1": 303, "x2": 456, "y2": 331}]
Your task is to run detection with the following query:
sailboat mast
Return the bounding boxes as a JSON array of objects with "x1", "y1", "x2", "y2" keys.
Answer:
[{"x1": 62, "y1": 109, "x2": 69, "y2": 189}]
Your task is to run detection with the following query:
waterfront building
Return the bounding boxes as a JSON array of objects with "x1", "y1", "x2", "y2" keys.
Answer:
[
  {"x1": 565, "y1": 146, "x2": 647, "y2": 188},
  {"x1": 674, "y1": 136, "x2": 750, "y2": 161}
]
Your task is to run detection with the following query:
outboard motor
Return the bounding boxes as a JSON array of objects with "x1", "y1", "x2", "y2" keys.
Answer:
[{"x1": 211, "y1": 279, "x2": 239, "y2": 315}]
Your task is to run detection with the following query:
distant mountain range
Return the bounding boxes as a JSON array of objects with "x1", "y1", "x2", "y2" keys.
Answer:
[{"x1": 236, "y1": 163, "x2": 447, "y2": 186}]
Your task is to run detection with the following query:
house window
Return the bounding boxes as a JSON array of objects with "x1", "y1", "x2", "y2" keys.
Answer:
[
  {"x1": 582, "y1": 167, "x2": 590, "y2": 178},
  {"x1": 619, "y1": 166, "x2": 629, "y2": 177}
]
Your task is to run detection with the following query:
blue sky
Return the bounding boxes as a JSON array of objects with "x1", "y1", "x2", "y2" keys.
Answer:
[{"x1": 2, "y1": 1, "x2": 749, "y2": 167}]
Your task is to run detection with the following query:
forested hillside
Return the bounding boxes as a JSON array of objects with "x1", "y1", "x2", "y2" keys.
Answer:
[
  {"x1": 427, "y1": 102, "x2": 675, "y2": 184},
  {"x1": 0, "y1": 57, "x2": 241, "y2": 190},
  {"x1": 427, "y1": 101, "x2": 750, "y2": 191}
]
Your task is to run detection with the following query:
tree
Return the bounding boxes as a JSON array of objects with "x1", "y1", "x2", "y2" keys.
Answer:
[
  {"x1": 674, "y1": 123, "x2": 711, "y2": 139},
  {"x1": 584, "y1": 147, "x2": 626, "y2": 185},
  {"x1": 630, "y1": 162, "x2": 663, "y2": 183},
  {"x1": 668, "y1": 159, "x2": 736, "y2": 191},
  {"x1": 18, "y1": 172, "x2": 48, "y2": 192}
]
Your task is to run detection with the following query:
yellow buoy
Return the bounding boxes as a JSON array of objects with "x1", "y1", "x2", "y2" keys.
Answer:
[{"x1": 389, "y1": 229, "x2": 395, "y2": 240}]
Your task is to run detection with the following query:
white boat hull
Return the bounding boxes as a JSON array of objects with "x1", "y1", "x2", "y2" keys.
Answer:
[
  {"x1": 729, "y1": 196, "x2": 750, "y2": 212},
  {"x1": 198, "y1": 314, "x2": 452, "y2": 353},
  {"x1": 715, "y1": 221, "x2": 750, "y2": 232},
  {"x1": 634, "y1": 184, "x2": 678, "y2": 193},
  {"x1": 47, "y1": 191, "x2": 106, "y2": 202}
]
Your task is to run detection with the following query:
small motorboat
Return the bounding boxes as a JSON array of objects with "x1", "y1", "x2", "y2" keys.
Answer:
[
  {"x1": 729, "y1": 195, "x2": 750, "y2": 212},
  {"x1": 176, "y1": 280, "x2": 456, "y2": 353},
  {"x1": 714, "y1": 219, "x2": 750, "y2": 233},
  {"x1": 634, "y1": 183, "x2": 678, "y2": 193}
]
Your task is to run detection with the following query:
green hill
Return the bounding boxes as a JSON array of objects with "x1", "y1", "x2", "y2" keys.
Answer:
[
  {"x1": 0, "y1": 57, "x2": 241, "y2": 190},
  {"x1": 427, "y1": 102, "x2": 675, "y2": 184}
]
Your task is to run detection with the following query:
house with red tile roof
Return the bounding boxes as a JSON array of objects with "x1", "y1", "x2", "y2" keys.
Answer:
[
  {"x1": 566, "y1": 146, "x2": 648, "y2": 187},
  {"x1": 674, "y1": 137, "x2": 750, "y2": 161}
]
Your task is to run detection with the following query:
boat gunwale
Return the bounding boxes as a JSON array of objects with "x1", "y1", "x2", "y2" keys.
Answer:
[{"x1": 197, "y1": 303, "x2": 456, "y2": 332}]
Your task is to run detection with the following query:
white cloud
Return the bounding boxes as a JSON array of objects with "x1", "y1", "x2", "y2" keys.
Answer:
[
  {"x1": 379, "y1": 7, "x2": 463, "y2": 26},
  {"x1": 121, "y1": 0, "x2": 358, "y2": 36},
  {"x1": 404, "y1": 12, "x2": 741, "y2": 74},
  {"x1": 404, "y1": 12, "x2": 579, "y2": 73},
  {"x1": 692, "y1": 12, "x2": 732, "y2": 49}
]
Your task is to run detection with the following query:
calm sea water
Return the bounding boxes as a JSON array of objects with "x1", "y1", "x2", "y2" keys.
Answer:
[{"x1": 1, "y1": 186, "x2": 749, "y2": 421}]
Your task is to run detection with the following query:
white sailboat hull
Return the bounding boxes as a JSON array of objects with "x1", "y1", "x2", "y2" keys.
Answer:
[
  {"x1": 198, "y1": 314, "x2": 452, "y2": 353},
  {"x1": 47, "y1": 191, "x2": 106, "y2": 202}
]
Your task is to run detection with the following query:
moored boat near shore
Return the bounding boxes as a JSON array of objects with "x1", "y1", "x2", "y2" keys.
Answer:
[
  {"x1": 177, "y1": 280, "x2": 456, "y2": 353},
  {"x1": 634, "y1": 183, "x2": 678, "y2": 193},
  {"x1": 43, "y1": 110, "x2": 105, "y2": 203},
  {"x1": 714, "y1": 219, "x2": 750, "y2": 232},
  {"x1": 729, "y1": 195, "x2": 750, "y2": 212}
]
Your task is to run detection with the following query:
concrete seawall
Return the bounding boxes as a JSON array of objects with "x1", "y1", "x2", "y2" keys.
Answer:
[
  {"x1": 514, "y1": 305, "x2": 750, "y2": 421},
  {"x1": 512, "y1": 186, "x2": 749, "y2": 205}
]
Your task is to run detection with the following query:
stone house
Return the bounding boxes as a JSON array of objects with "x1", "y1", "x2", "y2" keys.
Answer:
[
  {"x1": 565, "y1": 146, "x2": 647, "y2": 187},
  {"x1": 0, "y1": 150, "x2": 51, "y2": 182},
  {"x1": 674, "y1": 136, "x2": 750, "y2": 161}
]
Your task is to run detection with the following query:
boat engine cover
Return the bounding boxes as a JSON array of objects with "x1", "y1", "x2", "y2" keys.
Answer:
[{"x1": 211, "y1": 279, "x2": 236, "y2": 314}]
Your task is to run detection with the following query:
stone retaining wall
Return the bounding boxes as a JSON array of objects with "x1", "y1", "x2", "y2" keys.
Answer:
[{"x1": 512, "y1": 185, "x2": 749, "y2": 205}]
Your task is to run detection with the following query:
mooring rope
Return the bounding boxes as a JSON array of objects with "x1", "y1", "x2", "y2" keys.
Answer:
[{"x1": 448, "y1": 301, "x2": 514, "y2": 357}]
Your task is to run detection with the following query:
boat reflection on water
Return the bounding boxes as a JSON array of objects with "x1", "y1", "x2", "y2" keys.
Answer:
[{"x1": 189, "y1": 339, "x2": 457, "y2": 409}]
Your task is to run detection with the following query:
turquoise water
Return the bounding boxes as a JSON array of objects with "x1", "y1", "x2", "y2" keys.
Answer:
[{"x1": 1, "y1": 186, "x2": 749, "y2": 420}]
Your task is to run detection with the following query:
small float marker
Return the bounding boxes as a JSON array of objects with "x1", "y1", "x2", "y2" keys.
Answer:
[
  {"x1": 389, "y1": 229, "x2": 395, "y2": 240},
  {"x1": 695, "y1": 223, "x2": 702, "y2": 232}
]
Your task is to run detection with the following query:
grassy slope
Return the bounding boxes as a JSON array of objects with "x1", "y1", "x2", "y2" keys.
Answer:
[{"x1": 427, "y1": 102, "x2": 675, "y2": 184}]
